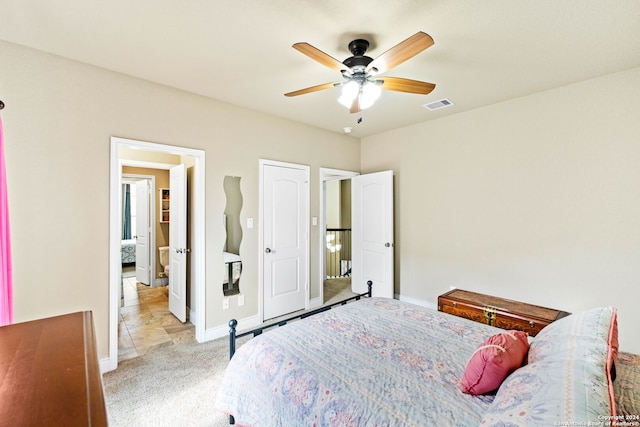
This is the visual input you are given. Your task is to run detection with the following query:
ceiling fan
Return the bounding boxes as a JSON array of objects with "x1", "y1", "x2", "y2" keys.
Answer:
[{"x1": 285, "y1": 31, "x2": 436, "y2": 113}]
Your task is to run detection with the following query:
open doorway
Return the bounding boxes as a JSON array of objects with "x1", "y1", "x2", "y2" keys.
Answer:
[
  {"x1": 319, "y1": 168, "x2": 359, "y2": 305},
  {"x1": 121, "y1": 175, "x2": 156, "y2": 287},
  {"x1": 119, "y1": 168, "x2": 182, "y2": 362},
  {"x1": 318, "y1": 169, "x2": 395, "y2": 306},
  {"x1": 108, "y1": 137, "x2": 205, "y2": 372}
]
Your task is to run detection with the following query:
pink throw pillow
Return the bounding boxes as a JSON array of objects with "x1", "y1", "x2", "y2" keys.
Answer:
[
  {"x1": 609, "y1": 310, "x2": 619, "y2": 363},
  {"x1": 461, "y1": 330, "x2": 529, "y2": 395},
  {"x1": 607, "y1": 309, "x2": 619, "y2": 413}
]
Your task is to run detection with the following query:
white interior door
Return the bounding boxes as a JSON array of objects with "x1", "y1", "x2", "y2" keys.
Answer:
[
  {"x1": 351, "y1": 170, "x2": 394, "y2": 298},
  {"x1": 135, "y1": 180, "x2": 150, "y2": 285},
  {"x1": 263, "y1": 162, "x2": 309, "y2": 320},
  {"x1": 169, "y1": 164, "x2": 187, "y2": 322}
]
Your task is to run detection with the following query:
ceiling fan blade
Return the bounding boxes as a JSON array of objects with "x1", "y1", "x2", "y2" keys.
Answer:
[
  {"x1": 284, "y1": 82, "x2": 337, "y2": 97},
  {"x1": 292, "y1": 42, "x2": 349, "y2": 74},
  {"x1": 376, "y1": 77, "x2": 436, "y2": 95},
  {"x1": 350, "y1": 97, "x2": 361, "y2": 114},
  {"x1": 367, "y1": 32, "x2": 434, "y2": 75}
]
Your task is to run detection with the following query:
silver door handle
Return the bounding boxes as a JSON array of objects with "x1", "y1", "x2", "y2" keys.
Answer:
[
  {"x1": 385, "y1": 242, "x2": 391, "y2": 247},
  {"x1": 265, "y1": 248, "x2": 271, "y2": 253}
]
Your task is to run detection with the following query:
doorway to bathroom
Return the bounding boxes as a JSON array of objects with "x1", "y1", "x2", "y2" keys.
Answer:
[
  {"x1": 118, "y1": 165, "x2": 187, "y2": 362},
  {"x1": 122, "y1": 175, "x2": 156, "y2": 287},
  {"x1": 109, "y1": 137, "x2": 205, "y2": 371}
]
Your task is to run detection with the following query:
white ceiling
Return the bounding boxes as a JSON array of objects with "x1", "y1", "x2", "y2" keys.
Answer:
[{"x1": 1, "y1": 1, "x2": 639, "y2": 138}]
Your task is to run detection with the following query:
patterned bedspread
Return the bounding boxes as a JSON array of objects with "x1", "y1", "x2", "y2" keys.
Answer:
[
  {"x1": 215, "y1": 298, "x2": 504, "y2": 427},
  {"x1": 121, "y1": 239, "x2": 136, "y2": 264}
]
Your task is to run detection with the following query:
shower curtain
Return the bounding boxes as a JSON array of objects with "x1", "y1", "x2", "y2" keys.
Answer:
[
  {"x1": 0, "y1": 116, "x2": 13, "y2": 326},
  {"x1": 122, "y1": 183, "x2": 131, "y2": 239}
]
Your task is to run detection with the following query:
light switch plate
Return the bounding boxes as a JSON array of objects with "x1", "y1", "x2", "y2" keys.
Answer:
[{"x1": 247, "y1": 218, "x2": 254, "y2": 229}]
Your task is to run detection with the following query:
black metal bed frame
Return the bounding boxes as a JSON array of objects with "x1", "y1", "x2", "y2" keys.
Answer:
[{"x1": 225, "y1": 280, "x2": 372, "y2": 425}]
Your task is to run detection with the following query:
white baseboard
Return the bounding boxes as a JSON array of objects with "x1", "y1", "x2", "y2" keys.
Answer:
[
  {"x1": 100, "y1": 357, "x2": 116, "y2": 373},
  {"x1": 395, "y1": 293, "x2": 437, "y2": 310},
  {"x1": 204, "y1": 314, "x2": 262, "y2": 342},
  {"x1": 309, "y1": 297, "x2": 322, "y2": 309},
  {"x1": 204, "y1": 296, "x2": 336, "y2": 343}
]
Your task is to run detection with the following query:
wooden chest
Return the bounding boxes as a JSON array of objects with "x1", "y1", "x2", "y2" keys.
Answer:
[{"x1": 438, "y1": 289, "x2": 570, "y2": 336}]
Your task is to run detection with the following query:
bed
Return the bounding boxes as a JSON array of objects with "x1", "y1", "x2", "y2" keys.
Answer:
[
  {"x1": 121, "y1": 239, "x2": 136, "y2": 264},
  {"x1": 215, "y1": 296, "x2": 637, "y2": 426}
]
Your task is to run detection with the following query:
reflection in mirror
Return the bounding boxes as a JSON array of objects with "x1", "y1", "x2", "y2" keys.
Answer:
[{"x1": 223, "y1": 176, "x2": 243, "y2": 296}]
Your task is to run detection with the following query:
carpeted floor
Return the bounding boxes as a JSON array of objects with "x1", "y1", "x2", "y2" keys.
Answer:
[
  {"x1": 103, "y1": 336, "x2": 236, "y2": 426},
  {"x1": 324, "y1": 277, "x2": 356, "y2": 303}
]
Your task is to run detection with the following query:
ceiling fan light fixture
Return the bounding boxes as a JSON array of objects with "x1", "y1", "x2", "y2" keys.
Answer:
[
  {"x1": 359, "y1": 81, "x2": 382, "y2": 110},
  {"x1": 338, "y1": 80, "x2": 381, "y2": 110},
  {"x1": 338, "y1": 81, "x2": 359, "y2": 108}
]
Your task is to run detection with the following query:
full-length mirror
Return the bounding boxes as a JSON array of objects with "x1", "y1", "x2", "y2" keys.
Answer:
[{"x1": 223, "y1": 176, "x2": 243, "y2": 296}]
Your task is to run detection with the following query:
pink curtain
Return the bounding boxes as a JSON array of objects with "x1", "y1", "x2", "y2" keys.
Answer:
[{"x1": 0, "y1": 116, "x2": 13, "y2": 326}]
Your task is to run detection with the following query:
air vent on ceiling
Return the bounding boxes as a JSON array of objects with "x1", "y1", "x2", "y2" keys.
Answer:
[{"x1": 423, "y1": 98, "x2": 454, "y2": 111}]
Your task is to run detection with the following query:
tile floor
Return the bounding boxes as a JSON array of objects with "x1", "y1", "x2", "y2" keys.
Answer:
[{"x1": 119, "y1": 272, "x2": 195, "y2": 362}]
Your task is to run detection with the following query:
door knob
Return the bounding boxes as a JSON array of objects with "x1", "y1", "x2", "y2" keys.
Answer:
[
  {"x1": 265, "y1": 248, "x2": 272, "y2": 253},
  {"x1": 385, "y1": 242, "x2": 392, "y2": 247}
]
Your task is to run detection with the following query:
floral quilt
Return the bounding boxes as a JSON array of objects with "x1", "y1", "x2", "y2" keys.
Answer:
[{"x1": 215, "y1": 298, "x2": 502, "y2": 427}]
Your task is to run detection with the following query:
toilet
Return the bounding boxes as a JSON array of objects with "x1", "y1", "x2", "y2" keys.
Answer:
[{"x1": 158, "y1": 246, "x2": 170, "y2": 279}]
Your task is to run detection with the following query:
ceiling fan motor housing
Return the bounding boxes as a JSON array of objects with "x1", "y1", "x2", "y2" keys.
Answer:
[{"x1": 343, "y1": 39, "x2": 374, "y2": 70}]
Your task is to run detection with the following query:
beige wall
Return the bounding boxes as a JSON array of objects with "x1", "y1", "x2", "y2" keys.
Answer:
[
  {"x1": 120, "y1": 147, "x2": 181, "y2": 165},
  {"x1": 1, "y1": 40, "x2": 360, "y2": 360},
  {"x1": 362, "y1": 67, "x2": 640, "y2": 354},
  {"x1": 3, "y1": 37, "x2": 638, "y2": 359},
  {"x1": 340, "y1": 180, "x2": 351, "y2": 229},
  {"x1": 326, "y1": 180, "x2": 340, "y2": 228}
]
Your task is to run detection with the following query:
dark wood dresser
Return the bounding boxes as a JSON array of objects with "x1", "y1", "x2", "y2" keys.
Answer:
[
  {"x1": 438, "y1": 289, "x2": 570, "y2": 336},
  {"x1": 0, "y1": 311, "x2": 108, "y2": 426}
]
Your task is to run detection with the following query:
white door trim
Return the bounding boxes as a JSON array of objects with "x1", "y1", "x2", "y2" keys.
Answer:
[
  {"x1": 259, "y1": 159, "x2": 310, "y2": 322},
  {"x1": 317, "y1": 168, "x2": 359, "y2": 307},
  {"x1": 107, "y1": 137, "x2": 206, "y2": 372}
]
